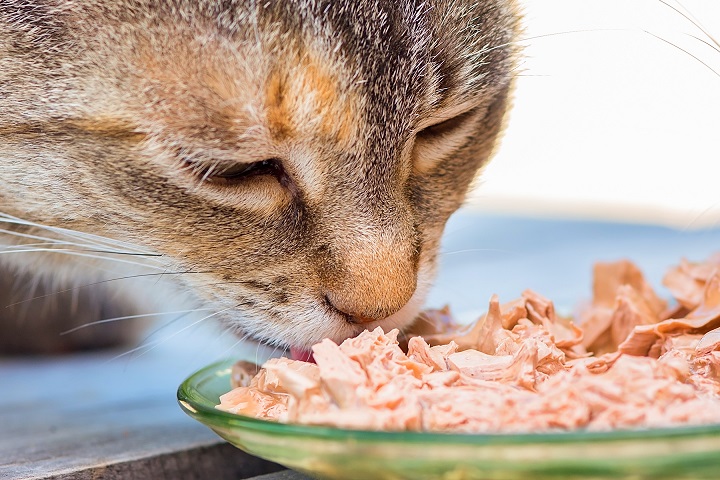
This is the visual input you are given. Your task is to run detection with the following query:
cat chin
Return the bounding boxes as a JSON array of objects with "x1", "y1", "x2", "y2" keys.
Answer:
[
  {"x1": 234, "y1": 292, "x2": 424, "y2": 353},
  {"x1": 279, "y1": 288, "x2": 427, "y2": 362}
]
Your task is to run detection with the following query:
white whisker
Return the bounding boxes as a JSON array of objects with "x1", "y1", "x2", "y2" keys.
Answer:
[
  {"x1": 112, "y1": 304, "x2": 240, "y2": 362},
  {"x1": 467, "y1": 28, "x2": 637, "y2": 61},
  {"x1": 104, "y1": 339, "x2": 165, "y2": 364},
  {"x1": 60, "y1": 308, "x2": 215, "y2": 334},
  {"x1": 0, "y1": 213, "x2": 159, "y2": 256},
  {"x1": 0, "y1": 248, "x2": 171, "y2": 270},
  {"x1": 0, "y1": 215, "x2": 175, "y2": 278},
  {"x1": 255, "y1": 337, "x2": 264, "y2": 366},
  {"x1": 681, "y1": 201, "x2": 720, "y2": 231},
  {"x1": 0, "y1": 226, "x2": 105, "y2": 249},
  {"x1": 1, "y1": 241, "x2": 88, "y2": 250},
  {"x1": 214, "y1": 330, "x2": 254, "y2": 363},
  {"x1": 5, "y1": 270, "x2": 204, "y2": 308},
  {"x1": 137, "y1": 309, "x2": 204, "y2": 343}
]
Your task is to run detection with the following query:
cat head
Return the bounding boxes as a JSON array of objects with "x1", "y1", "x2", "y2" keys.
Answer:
[{"x1": 0, "y1": 0, "x2": 520, "y2": 348}]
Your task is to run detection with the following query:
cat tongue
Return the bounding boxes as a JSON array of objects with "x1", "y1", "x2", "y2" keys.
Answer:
[{"x1": 290, "y1": 347, "x2": 315, "y2": 363}]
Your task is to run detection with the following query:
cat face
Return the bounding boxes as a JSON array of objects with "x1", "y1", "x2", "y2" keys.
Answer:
[{"x1": 0, "y1": 0, "x2": 519, "y2": 349}]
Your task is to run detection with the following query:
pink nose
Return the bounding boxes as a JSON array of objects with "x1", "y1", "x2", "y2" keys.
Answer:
[
  {"x1": 324, "y1": 291, "x2": 413, "y2": 324},
  {"x1": 319, "y1": 214, "x2": 419, "y2": 324}
]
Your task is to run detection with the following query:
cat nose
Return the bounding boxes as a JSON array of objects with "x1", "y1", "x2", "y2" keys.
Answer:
[
  {"x1": 323, "y1": 301, "x2": 377, "y2": 325},
  {"x1": 319, "y1": 211, "x2": 420, "y2": 324},
  {"x1": 324, "y1": 285, "x2": 416, "y2": 324},
  {"x1": 323, "y1": 258, "x2": 418, "y2": 324}
]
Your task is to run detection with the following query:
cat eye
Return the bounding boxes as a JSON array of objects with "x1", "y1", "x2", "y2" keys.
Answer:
[
  {"x1": 203, "y1": 158, "x2": 285, "y2": 185},
  {"x1": 416, "y1": 108, "x2": 478, "y2": 140},
  {"x1": 412, "y1": 107, "x2": 481, "y2": 174},
  {"x1": 212, "y1": 159, "x2": 280, "y2": 180}
]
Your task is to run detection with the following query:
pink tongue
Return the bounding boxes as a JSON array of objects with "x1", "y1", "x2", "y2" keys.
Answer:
[{"x1": 290, "y1": 347, "x2": 316, "y2": 363}]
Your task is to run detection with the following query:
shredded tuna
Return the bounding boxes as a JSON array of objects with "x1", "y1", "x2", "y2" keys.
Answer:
[{"x1": 217, "y1": 255, "x2": 720, "y2": 433}]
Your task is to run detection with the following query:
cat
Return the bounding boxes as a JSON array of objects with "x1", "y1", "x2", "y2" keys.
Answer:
[{"x1": 0, "y1": 0, "x2": 520, "y2": 354}]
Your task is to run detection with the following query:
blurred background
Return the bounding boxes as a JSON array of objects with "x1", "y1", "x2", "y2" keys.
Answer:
[{"x1": 471, "y1": 0, "x2": 720, "y2": 228}]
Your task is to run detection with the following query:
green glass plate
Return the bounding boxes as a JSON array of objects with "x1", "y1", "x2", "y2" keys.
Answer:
[{"x1": 178, "y1": 359, "x2": 720, "y2": 480}]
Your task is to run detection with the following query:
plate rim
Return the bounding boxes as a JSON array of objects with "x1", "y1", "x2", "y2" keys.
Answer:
[{"x1": 177, "y1": 358, "x2": 720, "y2": 446}]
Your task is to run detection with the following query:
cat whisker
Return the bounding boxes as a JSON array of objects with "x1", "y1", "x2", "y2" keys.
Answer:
[
  {"x1": 111, "y1": 304, "x2": 241, "y2": 362},
  {"x1": 59, "y1": 308, "x2": 215, "y2": 335},
  {"x1": 681, "y1": 201, "x2": 720, "y2": 231},
  {"x1": 0, "y1": 213, "x2": 160, "y2": 256},
  {"x1": 645, "y1": 30, "x2": 720, "y2": 79},
  {"x1": 105, "y1": 339, "x2": 165, "y2": 364},
  {"x1": 254, "y1": 333, "x2": 267, "y2": 366},
  {"x1": 0, "y1": 244, "x2": 162, "y2": 261},
  {"x1": 0, "y1": 223, "x2": 171, "y2": 273},
  {"x1": 658, "y1": 0, "x2": 719, "y2": 49},
  {"x1": 467, "y1": 28, "x2": 637, "y2": 62},
  {"x1": 1, "y1": 241, "x2": 92, "y2": 250},
  {"x1": 134, "y1": 310, "x2": 199, "y2": 346},
  {"x1": 4, "y1": 270, "x2": 207, "y2": 309},
  {"x1": 266, "y1": 342, "x2": 282, "y2": 360},
  {"x1": 0, "y1": 226, "x2": 111, "y2": 250},
  {"x1": 686, "y1": 33, "x2": 720, "y2": 56},
  {"x1": 218, "y1": 331, "x2": 254, "y2": 361},
  {"x1": 0, "y1": 245, "x2": 164, "y2": 259},
  {"x1": 0, "y1": 247, "x2": 172, "y2": 270}
]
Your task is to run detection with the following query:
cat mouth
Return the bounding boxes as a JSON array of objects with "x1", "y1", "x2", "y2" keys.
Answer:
[
  {"x1": 280, "y1": 270, "x2": 433, "y2": 360},
  {"x1": 290, "y1": 346, "x2": 316, "y2": 363}
]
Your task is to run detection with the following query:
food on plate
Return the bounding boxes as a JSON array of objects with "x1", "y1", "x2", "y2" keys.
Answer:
[{"x1": 217, "y1": 256, "x2": 720, "y2": 433}]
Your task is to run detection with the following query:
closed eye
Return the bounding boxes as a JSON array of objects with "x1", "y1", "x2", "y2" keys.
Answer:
[
  {"x1": 210, "y1": 159, "x2": 283, "y2": 183},
  {"x1": 416, "y1": 108, "x2": 479, "y2": 141},
  {"x1": 188, "y1": 158, "x2": 287, "y2": 186},
  {"x1": 412, "y1": 108, "x2": 480, "y2": 174}
]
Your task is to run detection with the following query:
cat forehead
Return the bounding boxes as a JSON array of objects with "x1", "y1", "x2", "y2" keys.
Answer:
[
  {"x1": 263, "y1": 50, "x2": 358, "y2": 146},
  {"x1": 94, "y1": 0, "x2": 515, "y2": 153},
  {"x1": 127, "y1": 34, "x2": 362, "y2": 154},
  {"x1": 119, "y1": 2, "x2": 426, "y2": 121}
]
